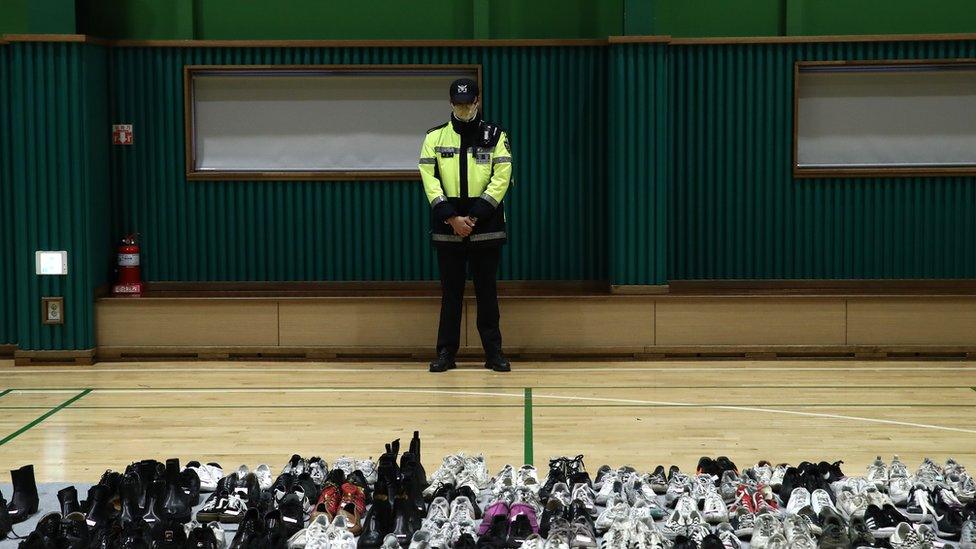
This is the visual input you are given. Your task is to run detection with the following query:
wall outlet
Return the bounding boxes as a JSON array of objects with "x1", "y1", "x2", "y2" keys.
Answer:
[{"x1": 42, "y1": 297, "x2": 64, "y2": 325}]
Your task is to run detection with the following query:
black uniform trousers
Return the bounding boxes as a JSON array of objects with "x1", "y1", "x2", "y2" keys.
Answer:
[{"x1": 436, "y1": 245, "x2": 502, "y2": 356}]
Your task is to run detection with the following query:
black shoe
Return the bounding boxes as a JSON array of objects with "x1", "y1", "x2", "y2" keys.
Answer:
[
  {"x1": 477, "y1": 514, "x2": 509, "y2": 549},
  {"x1": 508, "y1": 513, "x2": 534, "y2": 546},
  {"x1": 84, "y1": 484, "x2": 116, "y2": 529},
  {"x1": 539, "y1": 498, "x2": 566, "y2": 538},
  {"x1": 538, "y1": 458, "x2": 567, "y2": 502},
  {"x1": 58, "y1": 485, "x2": 81, "y2": 516},
  {"x1": 700, "y1": 534, "x2": 725, "y2": 549},
  {"x1": 485, "y1": 352, "x2": 511, "y2": 372},
  {"x1": 117, "y1": 519, "x2": 152, "y2": 549},
  {"x1": 392, "y1": 491, "x2": 417, "y2": 546},
  {"x1": 277, "y1": 493, "x2": 305, "y2": 537},
  {"x1": 149, "y1": 516, "x2": 187, "y2": 548},
  {"x1": 454, "y1": 485, "x2": 482, "y2": 518},
  {"x1": 429, "y1": 349, "x2": 457, "y2": 373},
  {"x1": 60, "y1": 512, "x2": 92, "y2": 549},
  {"x1": 180, "y1": 468, "x2": 201, "y2": 506},
  {"x1": 357, "y1": 496, "x2": 394, "y2": 549},
  {"x1": 230, "y1": 508, "x2": 264, "y2": 548},
  {"x1": 8, "y1": 464, "x2": 40, "y2": 523},
  {"x1": 865, "y1": 504, "x2": 897, "y2": 536},
  {"x1": 849, "y1": 515, "x2": 875, "y2": 546},
  {"x1": 184, "y1": 523, "x2": 220, "y2": 549},
  {"x1": 119, "y1": 472, "x2": 144, "y2": 525},
  {"x1": 454, "y1": 533, "x2": 477, "y2": 549},
  {"x1": 673, "y1": 535, "x2": 697, "y2": 549}
]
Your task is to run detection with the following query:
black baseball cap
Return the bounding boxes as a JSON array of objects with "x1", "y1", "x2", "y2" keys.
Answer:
[{"x1": 450, "y1": 78, "x2": 479, "y2": 103}]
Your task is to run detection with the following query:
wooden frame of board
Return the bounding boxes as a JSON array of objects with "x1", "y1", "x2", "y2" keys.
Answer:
[
  {"x1": 183, "y1": 64, "x2": 482, "y2": 181},
  {"x1": 792, "y1": 58, "x2": 976, "y2": 178}
]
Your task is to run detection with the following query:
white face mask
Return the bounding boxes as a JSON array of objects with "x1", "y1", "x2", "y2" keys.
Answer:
[{"x1": 452, "y1": 100, "x2": 479, "y2": 122}]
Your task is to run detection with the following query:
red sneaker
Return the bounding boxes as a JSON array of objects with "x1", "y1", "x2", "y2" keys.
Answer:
[
  {"x1": 341, "y1": 482, "x2": 366, "y2": 515},
  {"x1": 317, "y1": 483, "x2": 342, "y2": 516},
  {"x1": 735, "y1": 484, "x2": 757, "y2": 514}
]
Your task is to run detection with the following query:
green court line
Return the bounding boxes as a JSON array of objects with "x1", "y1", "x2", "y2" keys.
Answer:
[
  {"x1": 524, "y1": 388, "x2": 534, "y2": 466},
  {"x1": 0, "y1": 389, "x2": 11, "y2": 399},
  {"x1": 0, "y1": 389, "x2": 91, "y2": 447}
]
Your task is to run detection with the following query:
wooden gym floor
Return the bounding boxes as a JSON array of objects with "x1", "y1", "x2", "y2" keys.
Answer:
[{"x1": 1, "y1": 359, "x2": 975, "y2": 481}]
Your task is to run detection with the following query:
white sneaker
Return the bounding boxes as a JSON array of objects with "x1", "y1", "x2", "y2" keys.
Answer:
[
  {"x1": 520, "y1": 534, "x2": 546, "y2": 549},
  {"x1": 492, "y1": 464, "x2": 516, "y2": 494},
  {"x1": 307, "y1": 458, "x2": 328, "y2": 487},
  {"x1": 449, "y1": 496, "x2": 477, "y2": 522},
  {"x1": 595, "y1": 502, "x2": 630, "y2": 533},
  {"x1": 355, "y1": 458, "x2": 378, "y2": 486},
  {"x1": 703, "y1": 491, "x2": 728, "y2": 524},
  {"x1": 428, "y1": 523, "x2": 453, "y2": 549},
  {"x1": 811, "y1": 489, "x2": 836, "y2": 515},
  {"x1": 424, "y1": 469, "x2": 456, "y2": 499},
  {"x1": 867, "y1": 456, "x2": 889, "y2": 485},
  {"x1": 787, "y1": 488, "x2": 812, "y2": 515},
  {"x1": 890, "y1": 477, "x2": 913, "y2": 506},
  {"x1": 769, "y1": 464, "x2": 790, "y2": 488},
  {"x1": 598, "y1": 519, "x2": 630, "y2": 549},
  {"x1": 305, "y1": 529, "x2": 331, "y2": 549},
  {"x1": 751, "y1": 513, "x2": 783, "y2": 549},
  {"x1": 572, "y1": 484, "x2": 598, "y2": 517},
  {"x1": 838, "y1": 490, "x2": 869, "y2": 519},
  {"x1": 381, "y1": 534, "x2": 401, "y2": 549},
  {"x1": 631, "y1": 519, "x2": 669, "y2": 549},
  {"x1": 890, "y1": 522, "x2": 925, "y2": 549},
  {"x1": 332, "y1": 531, "x2": 356, "y2": 549},
  {"x1": 463, "y1": 454, "x2": 491, "y2": 489},
  {"x1": 408, "y1": 530, "x2": 434, "y2": 549},
  {"x1": 334, "y1": 456, "x2": 355, "y2": 476},
  {"x1": 426, "y1": 497, "x2": 450, "y2": 524},
  {"x1": 595, "y1": 475, "x2": 620, "y2": 505},
  {"x1": 716, "y1": 522, "x2": 742, "y2": 549},
  {"x1": 784, "y1": 514, "x2": 813, "y2": 542},
  {"x1": 187, "y1": 462, "x2": 224, "y2": 492},
  {"x1": 515, "y1": 464, "x2": 539, "y2": 490},
  {"x1": 255, "y1": 464, "x2": 273, "y2": 491}
]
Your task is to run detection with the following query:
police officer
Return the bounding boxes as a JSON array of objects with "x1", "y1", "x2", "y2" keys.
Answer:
[{"x1": 419, "y1": 78, "x2": 513, "y2": 373}]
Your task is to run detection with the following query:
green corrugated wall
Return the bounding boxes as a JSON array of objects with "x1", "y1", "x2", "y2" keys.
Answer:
[
  {"x1": 6, "y1": 41, "x2": 110, "y2": 350},
  {"x1": 109, "y1": 46, "x2": 608, "y2": 282},
  {"x1": 669, "y1": 40, "x2": 976, "y2": 280},
  {"x1": 609, "y1": 43, "x2": 669, "y2": 285},
  {"x1": 0, "y1": 42, "x2": 16, "y2": 345}
]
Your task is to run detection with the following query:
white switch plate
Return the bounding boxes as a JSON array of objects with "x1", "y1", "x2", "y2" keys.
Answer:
[{"x1": 35, "y1": 251, "x2": 68, "y2": 275}]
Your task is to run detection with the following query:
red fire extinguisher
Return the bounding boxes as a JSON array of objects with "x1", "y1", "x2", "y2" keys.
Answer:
[{"x1": 113, "y1": 234, "x2": 143, "y2": 296}]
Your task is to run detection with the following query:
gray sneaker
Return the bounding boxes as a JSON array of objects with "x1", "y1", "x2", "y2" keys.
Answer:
[{"x1": 960, "y1": 519, "x2": 976, "y2": 549}]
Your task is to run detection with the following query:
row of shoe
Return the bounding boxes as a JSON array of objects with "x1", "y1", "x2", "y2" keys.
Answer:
[{"x1": 18, "y1": 511, "x2": 229, "y2": 549}]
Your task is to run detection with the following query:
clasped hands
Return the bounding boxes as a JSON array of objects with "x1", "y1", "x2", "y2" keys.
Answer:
[{"x1": 447, "y1": 216, "x2": 476, "y2": 237}]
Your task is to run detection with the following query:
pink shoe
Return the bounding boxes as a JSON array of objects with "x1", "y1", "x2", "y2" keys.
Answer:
[
  {"x1": 478, "y1": 501, "x2": 510, "y2": 535},
  {"x1": 509, "y1": 502, "x2": 539, "y2": 533}
]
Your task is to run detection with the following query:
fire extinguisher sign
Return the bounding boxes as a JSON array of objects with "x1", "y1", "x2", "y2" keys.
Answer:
[{"x1": 112, "y1": 124, "x2": 133, "y2": 145}]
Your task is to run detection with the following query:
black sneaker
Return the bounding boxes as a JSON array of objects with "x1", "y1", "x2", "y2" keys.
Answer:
[
  {"x1": 673, "y1": 535, "x2": 698, "y2": 549},
  {"x1": 699, "y1": 534, "x2": 725, "y2": 549},
  {"x1": 539, "y1": 458, "x2": 568, "y2": 501},
  {"x1": 849, "y1": 515, "x2": 875, "y2": 546},
  {"x1": 819, "y1": 521, "x2": 852, "y2": 549},
  {"x1": 937, "y1": 507, "x2": 965, "y2": 541},
  {"x1": 865, "y1": 504, "x2": 897, "y2": 537},
  {"x1": 485, "y1": 352, "x2": 511, "y2": 372},
  {"x1": 277, "y1": 493, "x2": 305, "y2": 537},
  {"x1": 150, "y1": 517, "x2": 186, "y2": 548}
]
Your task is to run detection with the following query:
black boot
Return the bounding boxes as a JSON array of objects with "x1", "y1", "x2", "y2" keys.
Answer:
[
  {"x1": 84, "y1": 484, "x2": 116, "y2": 529},
  {"x1": 8, "y1": 464, "x2": 40, "y2": 523},
  {"x1": 357, "y1": 494, "x2": 394, "y2": 549},
  {"x1": 429, "y1": 349, "x2": 457, "y2": 373},
  {"x1": 58, "y1": 485, "x2": 81, "y2": 516},
  {"x1": 142, "y1": 478, "x2": 164, "y2": 524},
  {"x1": 391, "y1": 491, "x2": 416, "y2": 547},
  {"x1": 60, "y1": 512, "x2": 92, "y2": 549},
  {"x1": 119, "y1": 472, "x2": 143, "y2": 525},
  {"x1": 484, "y1": 351, "x2": 511, "y2": 372},
  {"x1": 160, "y1": 461, "x2": 191, "y2": 523}
]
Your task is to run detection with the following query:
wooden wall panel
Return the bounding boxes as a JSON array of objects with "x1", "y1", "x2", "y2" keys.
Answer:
[
  {"x1": 279, "y1": 298, "x2": 452, "y2": 347},
  {"x1": 96, "y1": 299, "x2": 278, "y2": 346},
  {"x1": 472, "y1": 297, "x2": 655, "y2": 348},
  {"x1": 655, "y1": 298, "x2": 847, "y2": 345},
  {"x1": 847, "y1": 297, "x2": 976, "y2": 345}
]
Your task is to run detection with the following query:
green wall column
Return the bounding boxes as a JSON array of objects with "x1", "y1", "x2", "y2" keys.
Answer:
[{"x1": 7, "y1": 41, "x2": 111, "y2": 351}]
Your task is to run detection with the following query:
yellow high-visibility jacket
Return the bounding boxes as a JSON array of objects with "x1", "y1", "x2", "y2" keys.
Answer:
[{"x1": 419, "y1": 117, "x2": 512, "y2": 247}]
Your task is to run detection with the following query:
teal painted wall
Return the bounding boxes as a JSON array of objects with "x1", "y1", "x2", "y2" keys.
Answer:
[
  {"x1": 608, "y1": 43, "x2": 669, "y2": 285},
  {"x1": 0, "y1": 43, "x2": 16, "y2": 345},
  {"x1": 109, "y1": 46, "x2": 608, "y2": 282},
  {"x1": 82, "y1": 0, "x2": 194, "y2": 40},
  {"x1": 6, "y1": 41, "x2": 110, "y2": 350},
  {"x1": 669, "y1": 40, "x2": 976, "y2": 280}
]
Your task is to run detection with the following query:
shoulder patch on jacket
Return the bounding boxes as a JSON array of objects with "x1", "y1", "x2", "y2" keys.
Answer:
[{"x1": 426, "y1": 122, "x2": 449, "y2": 134}]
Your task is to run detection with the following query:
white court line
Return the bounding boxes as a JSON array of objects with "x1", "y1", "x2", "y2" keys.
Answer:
[
  {"x1": 5, "y1": 365, "x2": 976, "y2": 374},
  {"x1": 30, "y1": 386, "x2": 976, "y2": 436}
]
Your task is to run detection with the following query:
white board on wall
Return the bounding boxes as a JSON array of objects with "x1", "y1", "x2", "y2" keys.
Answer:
[
  {"x1": 795, "y1": 62, "x2": 976, "y2": 171},
  {"x1": 187, "y1": 67, "x2": 479, "y2": 178}
]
